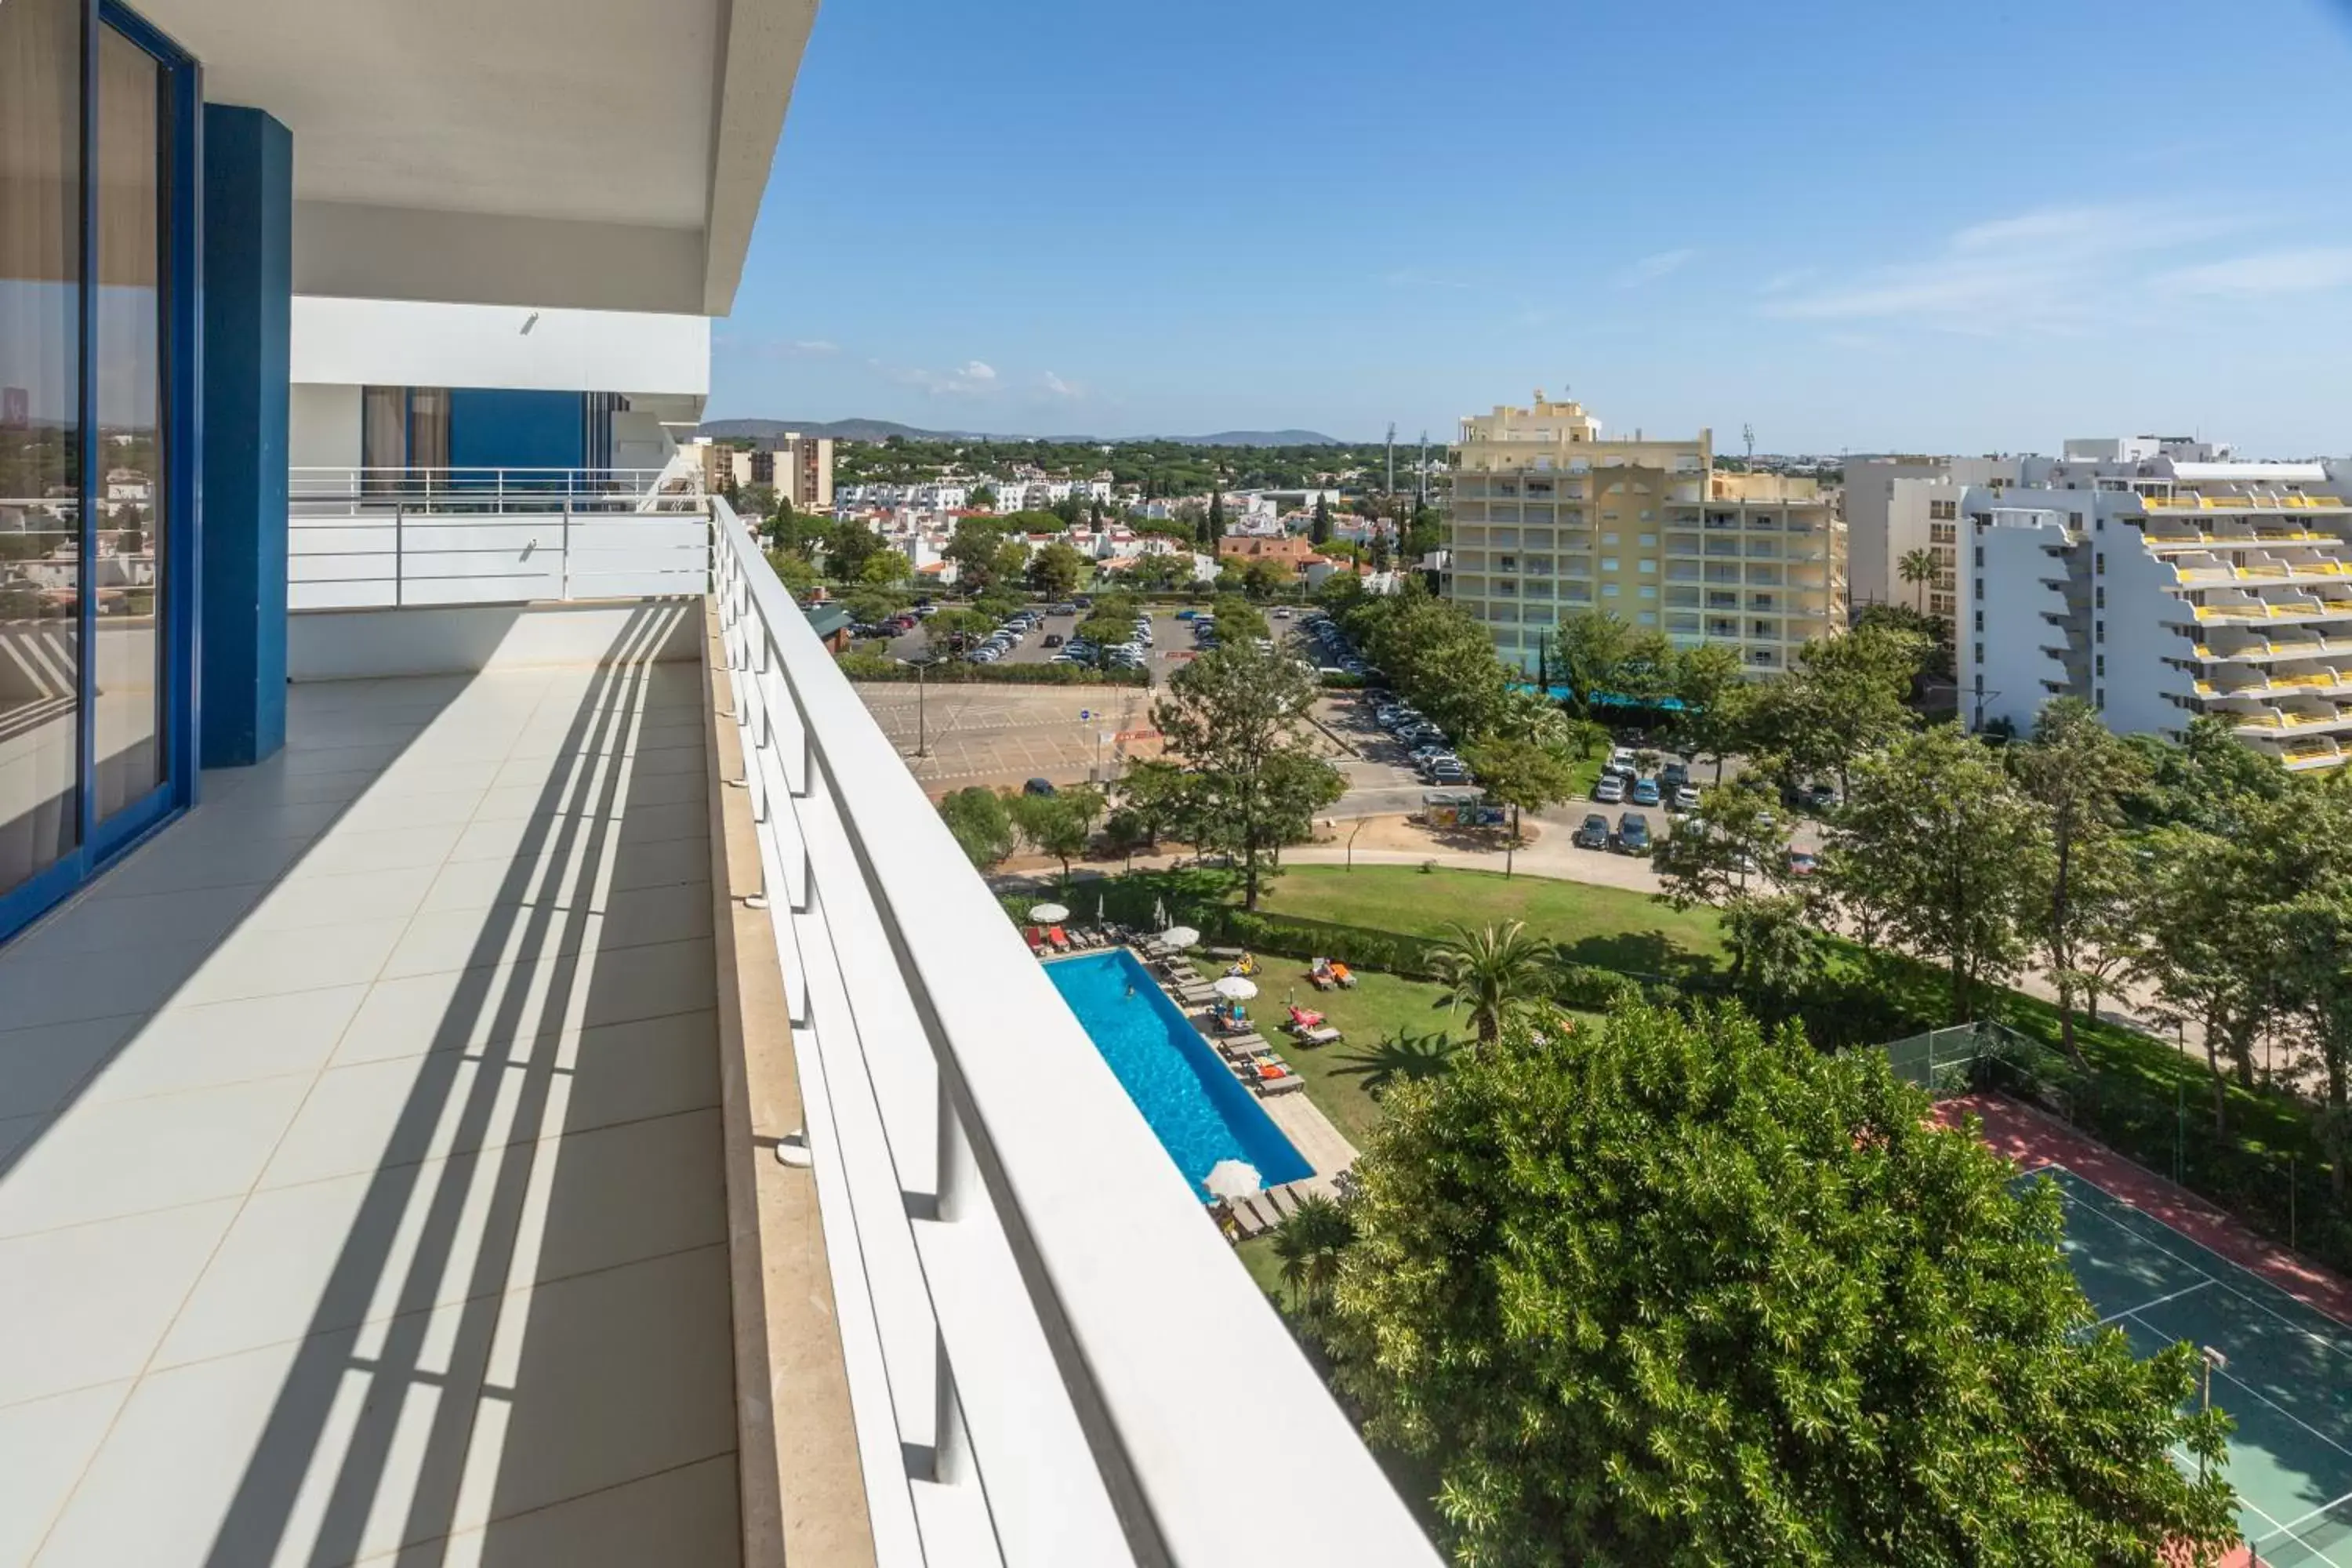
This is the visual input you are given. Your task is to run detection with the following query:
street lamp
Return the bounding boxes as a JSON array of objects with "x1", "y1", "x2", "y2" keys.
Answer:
[
  {"x1": 2199, "y1": 1346, "x2": 2228, "y2": 1484},
  {"x1": 896, "y1": 657, "x2": 928, "y2": 757}
]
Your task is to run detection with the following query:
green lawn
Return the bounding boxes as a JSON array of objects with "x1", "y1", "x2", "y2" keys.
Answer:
[
  {"x1": 1261, "y1": 863, "x2": 1726, "y2": 979},
  {"x1": 1251, "y1": 970, "x2": 1464, "y2": 1149}
]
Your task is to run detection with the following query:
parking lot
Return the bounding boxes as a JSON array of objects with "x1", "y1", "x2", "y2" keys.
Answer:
[{"x1": 878, "y1": 606, "x2": 1214, "y2": 684}]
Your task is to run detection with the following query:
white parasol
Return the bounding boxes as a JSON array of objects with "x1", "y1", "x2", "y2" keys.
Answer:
[
  {"x1": 1212, "y1": 975, "x2": 1258, "y2": 1001},
  {"x1": 1028, "y1": 902, "x2": 1070, "y2": 923},
  {"x1": 1203, "y1": 1160, "x2": 1262, "y2": 1200},
  {"x1": 1160, "y1": 925, "x2": 1200, "y2": 949}
]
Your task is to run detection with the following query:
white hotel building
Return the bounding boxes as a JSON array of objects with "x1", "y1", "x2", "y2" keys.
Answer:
[{"x1": 1962, "y1": 445, "x2": 2352, "y2": 770}]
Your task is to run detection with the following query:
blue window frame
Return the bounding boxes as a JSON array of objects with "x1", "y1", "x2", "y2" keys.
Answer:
[{"x1": 0, "y1": 0, "x2": 199, "y2": 944}]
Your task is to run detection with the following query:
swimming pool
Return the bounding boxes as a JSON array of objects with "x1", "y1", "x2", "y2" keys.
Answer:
[{"x1": 1045, "y1": 949, "x2": 1313, "y2": 1197}]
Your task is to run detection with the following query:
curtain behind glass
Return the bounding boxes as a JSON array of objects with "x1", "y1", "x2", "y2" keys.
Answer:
[{"x1": 0, "y1": 0, "x2": 85, "y2": 897}]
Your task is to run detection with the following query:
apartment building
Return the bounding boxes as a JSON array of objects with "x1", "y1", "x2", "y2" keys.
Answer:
[
  {"x1": 1448, "y1": 392, "x2": 1846, "y2": 673},
  {"x1": 698, "y1": 430, "x2": 836, "y2": 509},
  {"x1": 1844, "y1": 456, "x2": 2023, "y2": 612},
  {"x1": 1961, "y1": 448, "x2": 2352, "y2": 771}
]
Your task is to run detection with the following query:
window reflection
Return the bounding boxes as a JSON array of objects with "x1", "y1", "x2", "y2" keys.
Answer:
[
  {"x1": 94, "y1": 25, "x2": 164, "y2": 821},
  {"x1": 0, "y1": 0, "x2": 84, "y2": 897}
]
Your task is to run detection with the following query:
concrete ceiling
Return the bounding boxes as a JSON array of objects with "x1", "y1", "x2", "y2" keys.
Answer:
[{"x1": 143, "y1": 0, "x2": 817, "y2": 314}]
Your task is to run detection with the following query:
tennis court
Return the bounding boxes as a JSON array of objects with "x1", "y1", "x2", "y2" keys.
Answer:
[{"x1": 2022, "y1": 1163, "x2": 2352, "y2": 1566}]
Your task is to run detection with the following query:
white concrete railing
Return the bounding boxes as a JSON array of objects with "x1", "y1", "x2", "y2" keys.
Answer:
[
  {"x1": 287, "y1": 467, "x2": 710, "y2": 609},
  {"x1": 709, "y1": 496, "x2": 1438, "y2": 1567}
]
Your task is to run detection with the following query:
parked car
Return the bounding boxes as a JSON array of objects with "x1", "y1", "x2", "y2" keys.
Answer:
[
  {"x1": 1787, "y1": 850, "x2": 1820, "y2": 877},
  {"x1": 1594, "y1": 774, "x2": 1627, "y2": 804},
  {"x1": 1661, "y1": 760, "x2": 1690, "y2": 790},
  {"x1": 1671, "y1": 784, "x2": 1701, "y2": 812},
  {"x1": 1051, "y1": 602, "x2": 1079, "y2": 615},
  {"x1": 1023, "y1": 778, "x2": 1057, "y2": 797},
  {"x1": 1616, "y1": 812, "x2": 1652, "y2": 855},
  {"x1": 1573, "y1": 813, "x2": 1612, "y2": 849},
  {"x1": 1630, "y1": 778, "x2": 1662, "y2": 808}
]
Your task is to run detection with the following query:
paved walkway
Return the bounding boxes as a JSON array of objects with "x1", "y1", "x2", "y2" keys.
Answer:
[{"x1": 0, "y1": 649, "x2": 735, "y2": 1567}]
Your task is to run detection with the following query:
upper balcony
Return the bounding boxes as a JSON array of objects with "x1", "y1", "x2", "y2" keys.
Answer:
[{"x1": 0, "y1": 492, "x2": 1436, "y2": 1566}]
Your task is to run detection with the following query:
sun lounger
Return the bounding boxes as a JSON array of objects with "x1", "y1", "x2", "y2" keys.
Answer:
[
  {"x1": 1258, "y1": 1073, "x2": 1308, "y2": 1096},
  {"x1": 1221, "y1": 1033, "x2": 1272, "y2": 1054},
  {"x1": 1264, "y1": 1185, "x2": 1303, "y2": 1219},
  {"x1": 1294, "y1": 1025, "x2": 1342, "y2": 1047},
  {"x1": 1286, "y1": 1006, "x2": 1327, "y2": 1032}
]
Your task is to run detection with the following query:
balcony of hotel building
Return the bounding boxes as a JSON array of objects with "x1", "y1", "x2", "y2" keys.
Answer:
[{"x1": 0, "y1": 1, "x2": 1438, "y2": 1564}]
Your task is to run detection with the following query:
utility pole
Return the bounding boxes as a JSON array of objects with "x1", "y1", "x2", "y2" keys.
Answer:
[
  {"x1": 1385, "y1": 423, "x2": 1396, "y2": 499},
  {"x1": 1417, "y1": 430, "x2": 1428, "y2": 507},
  {"x1": 1743, "y1": 422, "x2": 1755, "y2": 463}
]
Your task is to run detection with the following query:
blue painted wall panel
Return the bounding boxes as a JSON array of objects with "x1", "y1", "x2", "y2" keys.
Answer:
[
  {"x1": 448, "y1": 388, "x2": 587, "y2": 472},
  {"x1": 198, "y1": 103, "x2": 290, "y2": 769}
]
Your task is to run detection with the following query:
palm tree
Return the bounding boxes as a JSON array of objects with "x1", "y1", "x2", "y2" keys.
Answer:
[
  {"x1": 1272, "y1": 1194, "x2": 1356, "y2": 1320},
  {"x1": 1428, "y1": 920, "x2": 1559, "y2": 1045},
  {"x1": 1897, "y1": 547, "x2": 1940, "y2": 613}
]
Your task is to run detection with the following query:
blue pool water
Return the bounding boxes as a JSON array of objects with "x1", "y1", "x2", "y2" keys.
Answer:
[{"x1": 1046, "y1": 949, "x2": 1313, "y2": 1196}]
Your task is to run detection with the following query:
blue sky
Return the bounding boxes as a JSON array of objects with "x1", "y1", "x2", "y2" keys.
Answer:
[{"x1": 713, "y1": 0, "x2": 2352, "y2": 456}]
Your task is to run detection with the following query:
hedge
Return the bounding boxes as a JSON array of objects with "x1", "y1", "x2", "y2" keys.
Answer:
[{"x1": 838, "y1": 654, "x2": 1147, "y2": 688}]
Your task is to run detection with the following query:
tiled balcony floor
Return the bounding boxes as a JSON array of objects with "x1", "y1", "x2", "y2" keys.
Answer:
[{"x1": 0, "y1": 645, "x2": 735, "y2": 1566}]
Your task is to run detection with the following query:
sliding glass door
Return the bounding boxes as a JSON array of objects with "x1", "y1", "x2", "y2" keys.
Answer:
[{"x1": 0, "y1": 0, "x2": 194, "y2": 938}]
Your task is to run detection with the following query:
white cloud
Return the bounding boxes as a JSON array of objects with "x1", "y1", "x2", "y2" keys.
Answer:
[
  {"x1": 1762, "y1": 205, "x2": 2233, "y2": 332},
  {"x1": 885, "y1": 358, "x2": 1001, "y2": 396},
  {"x1": 788, "y1": 339, "x2": 840, "y2": 356},
  {"x1": 1617, "y1": 248, "x2": 1697, "y2": 288},
  {"x1": 1043, "y1": 371, "x2": 1084, "y2": 399},
  {"x1": 2154, "y1": 247, "x2": 2352, "y2": 297}
]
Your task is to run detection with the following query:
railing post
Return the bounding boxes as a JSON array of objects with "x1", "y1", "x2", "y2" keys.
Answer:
[
  {"x1": 394, "y1": 503, "x2": 405, "y2": 608},
  {"x1": 561, "y1": 499, "x2": 572, "y2": 601}
]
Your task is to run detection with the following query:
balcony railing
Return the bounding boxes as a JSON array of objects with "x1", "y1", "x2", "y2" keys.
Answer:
[
  {"x1": 288, "y1": 466, "x2": 712, "y2": 609},
  {"x1": 707, "y1": 500, "x2": 1434, "y2": 1566}
]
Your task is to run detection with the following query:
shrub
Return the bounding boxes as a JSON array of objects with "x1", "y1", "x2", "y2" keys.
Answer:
[{"x1": 837, "y1": 654, "x2": 1147, "y2": 688}]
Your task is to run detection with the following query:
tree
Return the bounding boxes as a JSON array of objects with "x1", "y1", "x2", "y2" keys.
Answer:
[
  {"x1": 1457, "y1": 737, "x2": 1578, "y2": 877},
  {"x1": 1404, "y1": 502, "x2": 1443, "y2": 562},
  {"x1": 1749, "y1": 623, "x2": 1929, "y2": 797},
  {"x1": 1008, "y1": 785, "x2": 1104, "y2": 891},
  {"x1": 935, "y1": 787, "x2": 1015, "y2": 871},
  {"x1": 1203, "y1": 483, "x2": 1226, "y2": 549},
  {"x1": 1310, "y1": 493, "x2": 1333, "y2": 546},
  {"x1": 1824, "y1": 724, "x2": 2044, "y2": 1022},
  {"x1": 1898, "y1": 546, "x2": 1940, "y2": 612},
  {"x1": 1427, "y1": 920, "x2": 1559, "y2": 1044},
  {"x1": 1270, "y1": 1193, "x2": 1355, "y2": 1323},
  {"x1": 1328, "y1": 1003, "x2": 2238, "y2": 1568},
  {"x1": 2121, "y1": 714, "x2": 2288, "y2": 836},
  {"x1": 1668, "y1": 641, "x2": 1747, "y2": 779},
  {"x1": 1653, "y1": 778, "x2": 1789, "y2": 909},
  {"x1": 945, "y1": 517, "x2": 1015, "y2": 593},
  {"x1": 968, "y1": 484, "x2": 997, "y2": 510},
  {"x1": 768, "y1": 547, "x2": 820, "y2": 598},
  {"x1": 825, "y1": 517, "x2": 883, "y2": 582},
  {"x1": 1113, "y1": 758, "x2": 1203, "y2": 853},
  {"x1": 858, "y1": 550, "x2": 911, "y2": 590},
  {"x1": 2132, "y1": 826, "x2": 2275, "y2": 1131},
  {"x1": 2010, "y1": 699, "x2": 2150, "y2": 1065},
  {"x1": 1210, "y1": 593, "x2": 1270, "y2": 643},
  {"x1": 1242, "y1": 557, "x2": 1289, "y2": 600},
  {"x1": 1719, "y1": 891, "x2": 1824, "y2": 1014},
  {"x1": 1027, "y1": 539, "x2": 1087, "y2": 601},
  {"x1": 1553, "y1": 608, "x2": 1635, "y2": 720},
  {"x1": 1152, "y1": 640, "x2": 1343, "y2": 909}
]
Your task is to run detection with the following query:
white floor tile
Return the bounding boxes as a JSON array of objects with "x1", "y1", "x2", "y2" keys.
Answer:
[
  {"x1": 0, "y1": 1077, "x2": 310, "y2": 1240},
  {"x1": 376, "y1": 1452, "x2": 739, "y2": 1568},
  {"x1": 259, "y1": 1011, "x2": 719, "y2": 1190},
  {"x1": 330, "y1": 939, "x2": 714, "y2": 1067},
  {"x1": 0, "y1": 1016, "x2": 140, "y2": 1120},
  {"x1": 0, "y1": 1200, "x2": 241, "y2": 1406},
  {"x1": 282, "y1": 823, "x2": 466, "y2": 880},
  {"x1": 242, "y1": 867, "x2": 442, "y2": 932},
  {"x1": 0, "y1": 938, "x2": 219, "y2": 1031},
  {"x1": 173, "y1": 919, "x2": 409, "y2": 1007},
  {"x1": 79, "y1": 986, "x2": 371, "y2": 1105},
  {"x1": 376, "y1": 880, "x2": 711, "y2": 982},
  {"x1": 329, "y1": 789, "x2": 488, "y2": 835},
  {"x1": 0, "y1": 1381, "x2": 130, "y2": 1568},
  {"x1": 17, "y1": 882, "x2": 269, "y2": 959},
  {"x1": 160, "y1": 1109, "x2": 724, "y2": 1368}
]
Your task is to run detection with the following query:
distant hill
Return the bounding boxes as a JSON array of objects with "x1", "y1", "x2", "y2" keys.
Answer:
[{"x1": 699, "y1": 418, "x2": 1347, "y2": 447}]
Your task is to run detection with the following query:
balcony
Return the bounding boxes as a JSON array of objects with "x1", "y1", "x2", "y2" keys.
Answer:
[{"x1": 0, "y1": 495, "x2": 1434, "y2": 1566}]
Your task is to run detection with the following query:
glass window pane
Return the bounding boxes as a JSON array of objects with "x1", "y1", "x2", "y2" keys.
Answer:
[
  {"x1": 0, "y1": 0, "x2": 84, "y2": 897},
  {"x1": 94, "y1": 25, "x2": 162, "y2": 821},
  {"x1": 408, "y1": 386, "x2": 448, "y2": 472}
]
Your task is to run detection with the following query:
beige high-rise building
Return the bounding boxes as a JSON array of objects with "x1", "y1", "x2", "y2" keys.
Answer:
[
  {"x1": 699, "y1": 431, "x2": 835, "y2": 510},
  {"x1": 1447, "y1": 392, "x2": 1846, "y2": 673}
]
